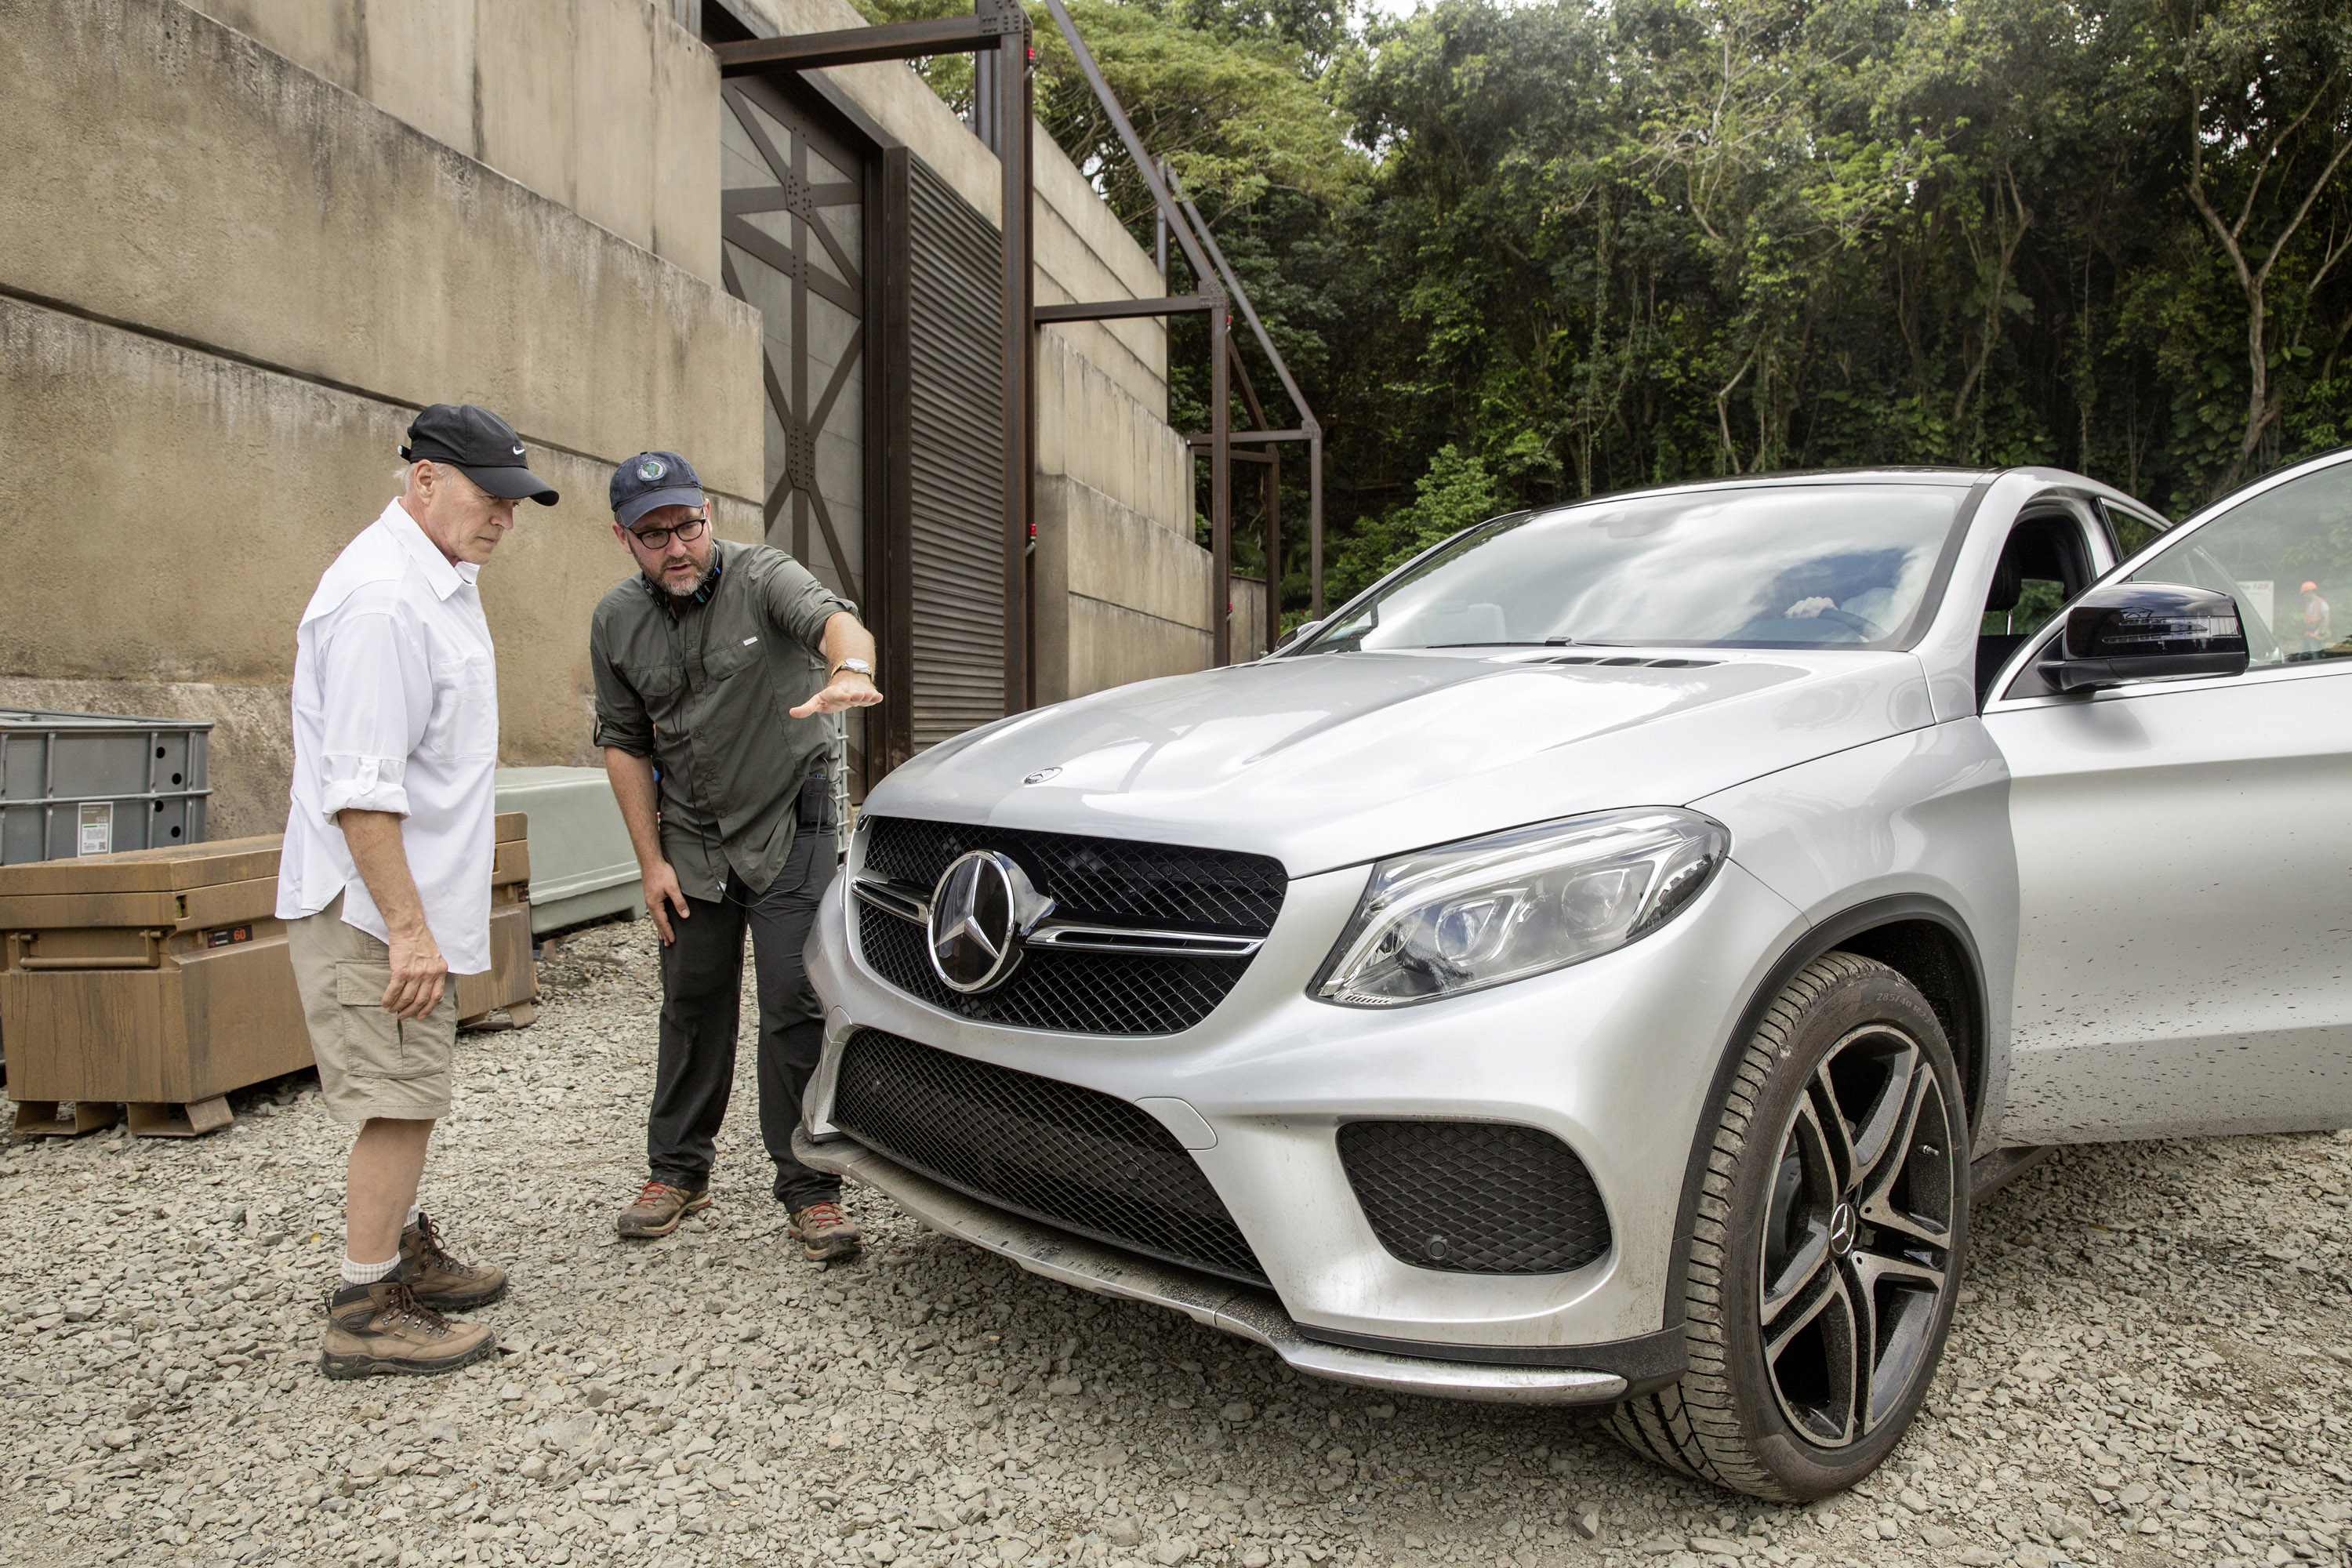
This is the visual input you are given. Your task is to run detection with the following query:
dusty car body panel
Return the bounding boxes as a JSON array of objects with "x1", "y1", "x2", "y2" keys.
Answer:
[
  {"x1": 803, "y1": 453, "x2": 2352, "y2": 1405},
  {"x1": 806, "y1": 847, "x2": 1807, "y2": 1349},
  {"x1": 872, "y1": 649, "x2": 1937, "y2": 877},
  {"x1": 1985, "y1": 450, "x2": 2352, "y2": 1142},
  {"x1": 1692, "y1": 720, "x2": 2021, "y2": 1156}
]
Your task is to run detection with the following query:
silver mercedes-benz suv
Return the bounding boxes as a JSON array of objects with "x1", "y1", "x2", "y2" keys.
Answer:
[{"x1": 802, "y1": 453, "x2": 2352, "y2": 1498}]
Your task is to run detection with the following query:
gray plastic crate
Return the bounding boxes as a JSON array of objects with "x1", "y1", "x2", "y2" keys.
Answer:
[
  {"x1": 494, "y1": 766, "x2": 640, "y2": 935},
  {"x1": 0, "y1": 710, "x2": 213, "y2": 866}
]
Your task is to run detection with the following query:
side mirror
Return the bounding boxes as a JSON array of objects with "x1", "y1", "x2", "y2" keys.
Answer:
[
  {"x1": 2038, "y1": 583, "x2": 2249, "y2": 693},
  {"x1": 1273, "y1": 619, "x2": 1324, "y2": 652}
]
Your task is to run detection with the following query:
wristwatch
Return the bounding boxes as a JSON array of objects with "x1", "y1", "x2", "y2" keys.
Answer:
[{"x1": 831, "y1": 657, "x2": 874, "y2": 681}]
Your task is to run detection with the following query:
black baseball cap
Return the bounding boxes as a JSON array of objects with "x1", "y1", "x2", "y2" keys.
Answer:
[
  {"x1": 399, "y1": 404, "x2": 560, "y2": 505},
  {"x1": 611, "y1": 451, "x2": 706, "y2": 530}
]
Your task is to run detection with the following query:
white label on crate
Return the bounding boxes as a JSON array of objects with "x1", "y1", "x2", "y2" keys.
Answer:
[{"x1": 78, "y1": 801, "x2": 112, "y2": 856}]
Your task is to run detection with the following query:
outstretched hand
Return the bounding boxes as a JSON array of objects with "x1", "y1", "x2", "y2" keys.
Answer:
[{"x1": 790, "y1": 671, "x2": 884, "y2": 718}]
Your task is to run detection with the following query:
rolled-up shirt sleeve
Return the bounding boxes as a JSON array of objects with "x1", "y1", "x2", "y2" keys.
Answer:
[
  {"x1": 590, "y1": 609, "x2": 654, "y2": 755},
  {"x1": 314, "y1": 607, "x2": 431, "y2": 822},
  {"x1": 757, "y1": 554, "x2": 856, "y2": 655}
]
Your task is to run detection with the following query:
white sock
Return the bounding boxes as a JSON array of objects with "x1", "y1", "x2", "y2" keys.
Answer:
[
  {"x1": 341, "y1": 1254, "x2": 401, "y2": 1287},
  {"x1": 405, "y1": 1203, "x2": 421, "y2": 1230}
]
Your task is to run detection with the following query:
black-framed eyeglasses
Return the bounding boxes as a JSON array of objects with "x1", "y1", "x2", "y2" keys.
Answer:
[{"x1": 628, "y1": 513, "x2": 710, "y2": 550}]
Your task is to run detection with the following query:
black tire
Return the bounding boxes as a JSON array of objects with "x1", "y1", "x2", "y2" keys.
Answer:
[{"x1": 1610, "y1": 952, "x2": 1970, "y2": 1499}]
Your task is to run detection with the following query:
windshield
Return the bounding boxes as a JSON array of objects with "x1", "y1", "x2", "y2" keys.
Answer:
[{"x1": 1294, "y1": 483, "x2": 1970, "y2": 654}]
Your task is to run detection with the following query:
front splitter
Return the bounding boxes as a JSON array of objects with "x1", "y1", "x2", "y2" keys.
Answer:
[{"x1": 794, "y1": 1130, "x2": 1628, "y2": 1407}]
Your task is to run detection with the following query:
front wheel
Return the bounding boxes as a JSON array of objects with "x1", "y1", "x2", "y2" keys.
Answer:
[{"x1": 1610, "y1": 952, "x2": 1969, "y2": 1499}]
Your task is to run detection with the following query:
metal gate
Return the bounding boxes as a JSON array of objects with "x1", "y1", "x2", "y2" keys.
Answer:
[
  {"x1": 893, "y1": 151, "x2": 1006, "y2": 756},
  {"x1": 718, "y1": 74, "x2": 1011, "y2": 784},
  {"x1": 719, "y1": 77, "x2": 874, "y2": 782}
]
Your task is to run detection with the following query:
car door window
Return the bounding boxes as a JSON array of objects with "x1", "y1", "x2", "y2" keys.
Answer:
[
  {"x1": 1982, "y1": 455, "x2": 2352, "y2": 1143},
  {"x1": 2125, "y1": 461, "x2": 2352, "y2": 668},
  {"x1": 1976, "y1": 510, "x2": 2097, "y2": 705}
]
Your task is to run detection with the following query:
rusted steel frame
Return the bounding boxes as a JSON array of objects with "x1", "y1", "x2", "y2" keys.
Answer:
[
  {"x1": 1229, "y1": 336, "x2": 1269, "y2": 429},
  {"x1": 1039, "y1": 0, "x2": 1220, "y2": 296},
  {"x1": 998, "y1": 20, "x2": 1033, "y2": 711},
  {"x1": 714, "y1": 18, "x2": 995, "y2": 75},
  {"x1": 1265, "y1": 451, "x2": 1282, "y2": 656},
  {"x1": 1186, "y1": 429, "x2": 1309, "y2": 445},
  {"x1": 1309, "y1": 431, "x2": 1323, "y2": 619},
  {"x1": 1039, "y1": 0, "x2": 1254, "y2": 662},
  {"x1": 1172, "y1": 189, "x2": 1316, "y2": 434},
  {"x1": 1223, "y1": 336, "x2": 1283, "y2": 662},
  {"x1": 1163, "y1": 177, "x2": 1325, "y2": 622},
  {"x1": 1033, "y1": 295, "x2": 1214, "y2": 323},
  {"x1": 1209, "y1": 299, "x2": 1232, "y2": 666},
  {"x1": 1155, "y1": 159, "x2": 1171, "y2": 281}
]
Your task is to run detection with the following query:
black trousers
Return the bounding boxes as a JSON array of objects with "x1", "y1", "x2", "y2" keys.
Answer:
[{"x1": 645, "y1": 808, "x2": 840, "y2": 1210}]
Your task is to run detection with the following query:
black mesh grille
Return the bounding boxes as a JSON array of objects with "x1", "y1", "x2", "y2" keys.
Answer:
[
  {"x1": 830, "y1": 1029, "x2": 1267, "y2": 1287},
  {"x1": 858, "y1": 907, "x2": 1249, "y2": 1034},
  {"x1": 862, "y1": 817, "x2": 1287, "y2": 935},
  {"x1": 853, "y1": 816, "x2": 1286, "y2": 1035},
  {"x1": 1338, "y1": 1120, "x2": 1611, "y2": 1275}
]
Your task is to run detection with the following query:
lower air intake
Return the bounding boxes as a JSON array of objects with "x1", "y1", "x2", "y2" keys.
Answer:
[
  {"x1": 829, "y1": 1029, "x2": 1268, "y2": 1287},
  {"x1": 1338, "y1": 1120, "x2": 1611, "y2": 1275}
]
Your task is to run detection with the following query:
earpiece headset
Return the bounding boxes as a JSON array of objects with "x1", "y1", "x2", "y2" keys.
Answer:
[{"x1": 643, "y1": 550, "x2": 724, "y2": 608}]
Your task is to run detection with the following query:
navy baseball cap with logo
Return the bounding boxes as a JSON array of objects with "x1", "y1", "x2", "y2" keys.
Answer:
[
  {"x1": 611, "y1": 451, "x2": 706, "y2": 530},
  {"x1": 399, "y1": 404, "x2": 560, "y2": 504}
]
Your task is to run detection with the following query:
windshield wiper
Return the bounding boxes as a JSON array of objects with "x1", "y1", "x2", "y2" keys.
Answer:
[{"x1": 1417, "y1": 637, "x2": 1630, "y2": 650}]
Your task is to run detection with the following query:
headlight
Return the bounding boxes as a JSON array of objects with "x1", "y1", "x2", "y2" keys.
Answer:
[{"x1": 1312, "y1": 808, "x2": 1730, "y2": 1007}]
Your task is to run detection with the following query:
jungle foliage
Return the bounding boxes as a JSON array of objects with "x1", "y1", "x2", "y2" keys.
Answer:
[{"x1": 866, "y1": 0, "x2": 2352, "y2": 612}]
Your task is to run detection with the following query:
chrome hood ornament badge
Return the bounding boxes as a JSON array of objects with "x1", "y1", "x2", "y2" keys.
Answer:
[{"x1": 925, "y1": 850, "x2": 1055, "y2": 993}]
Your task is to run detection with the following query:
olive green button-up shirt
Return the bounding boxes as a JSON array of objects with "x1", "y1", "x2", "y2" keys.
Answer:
[{"x1": 589, "y1": 539, "x2": 854, "y2": 899}]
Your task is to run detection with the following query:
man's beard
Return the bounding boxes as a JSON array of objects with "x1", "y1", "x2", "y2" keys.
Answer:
[{"x1": 653, "y1": 557, "x2": 717, "y2": 598}]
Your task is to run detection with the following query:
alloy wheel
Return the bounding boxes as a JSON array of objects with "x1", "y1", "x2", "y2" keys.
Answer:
[{"x1": 1756, "y1": 1022, "x2": 1957, "y2": 1447}]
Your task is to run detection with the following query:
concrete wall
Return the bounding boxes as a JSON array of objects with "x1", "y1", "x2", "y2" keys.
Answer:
[
  {"x1": 0, "y1": 0, "x2": 763, "y2": 837},
  {"x1": 1, "y1": 0, "x2": 1224, "y2": 846},
  {"x1": 191, "y1": 0, "x2": 722, "y2": 284},
  {"x1": 1032, "y1": 329, "x2": 1214, "y2": 702},
  {"x1": 3, "y1": 0, "x2": 761, "y2": 503}
]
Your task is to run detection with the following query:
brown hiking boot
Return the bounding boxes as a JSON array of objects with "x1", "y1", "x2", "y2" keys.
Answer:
[
  {"x1": 320, "y1": 1277, "x2": 495, "y2": 1380},
  {"x1": 617, "y1": 1178, "x2": 710, "y2": 1240},
  {"x1": 400, "y1": 1211, "x2": 507, "y2": 1311},
  {"x1": 788, "y1": 1199, "x2": 862, "y2": 1261}
]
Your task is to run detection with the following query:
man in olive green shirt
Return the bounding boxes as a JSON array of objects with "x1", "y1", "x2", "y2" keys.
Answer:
[{"x1": 590, "y1": 451, "x2": 882, "y2": 1258}]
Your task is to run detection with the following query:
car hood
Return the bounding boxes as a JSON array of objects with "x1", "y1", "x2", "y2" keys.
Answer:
[{"x1": 866, "y1": 648, "x2": 1935, "y2": 875}]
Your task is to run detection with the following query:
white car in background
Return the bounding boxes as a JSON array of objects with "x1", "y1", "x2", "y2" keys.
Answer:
[{"x1": 801, "y1": 450, "x2": 2352, "y2": 1498}]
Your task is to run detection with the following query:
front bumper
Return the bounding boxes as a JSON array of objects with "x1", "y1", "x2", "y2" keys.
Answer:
[
  {"x1": 794, "y1": 1128, "x2": 1632, "y2": 1405},
  {"x1": 805, "y1": 844, "x2": 1806, "y2": 1382}
]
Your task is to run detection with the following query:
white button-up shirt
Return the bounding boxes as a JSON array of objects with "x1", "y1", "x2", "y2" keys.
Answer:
[{"x1": 276, "y1": 499, "x2": 499, "y2": 975}]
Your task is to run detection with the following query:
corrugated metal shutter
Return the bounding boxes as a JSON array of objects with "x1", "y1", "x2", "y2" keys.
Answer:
[{"x1": 905, "y1": 156, "x2": 1005, "y2": 751}]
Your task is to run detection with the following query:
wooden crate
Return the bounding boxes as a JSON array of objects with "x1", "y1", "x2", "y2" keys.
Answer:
[
  {"x1": 455, "y1": 815, "x2": 540, "y2": 1029},
  {"x1": 0, "y1": 815, "x2": 537, "y2": 1136}
]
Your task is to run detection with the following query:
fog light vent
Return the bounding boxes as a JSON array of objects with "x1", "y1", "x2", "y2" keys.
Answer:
[{"x1": 1338, "y1": 1120, "x2": 1611, "y2": 1276}]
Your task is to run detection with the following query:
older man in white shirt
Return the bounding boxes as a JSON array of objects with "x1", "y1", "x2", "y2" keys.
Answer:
[{"x1": 278, "y1": 403, "x2": 557, "y2": 1380}]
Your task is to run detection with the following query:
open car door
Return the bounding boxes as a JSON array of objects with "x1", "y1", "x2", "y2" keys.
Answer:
[{"x1": 1983, "y1": 452, "x2": 2352, "y2": 1143}]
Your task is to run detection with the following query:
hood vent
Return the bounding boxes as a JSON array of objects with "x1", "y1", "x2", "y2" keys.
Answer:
[{"x1": 1535, "y1": 654, "x2": 1719, "y2": 670}]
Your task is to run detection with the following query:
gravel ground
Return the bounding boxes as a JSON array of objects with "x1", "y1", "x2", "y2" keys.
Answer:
[{"x1": 5, "y1": 914, "x2": 2349, "y2": 1568}]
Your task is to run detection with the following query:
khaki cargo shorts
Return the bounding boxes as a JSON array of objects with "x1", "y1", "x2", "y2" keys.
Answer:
[{"x1": 286, "y1": 891, "x2": 456, "y2": 1124}]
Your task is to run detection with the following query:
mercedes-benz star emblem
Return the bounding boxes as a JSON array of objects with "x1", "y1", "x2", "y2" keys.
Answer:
[
  {"x1": 1828, "y1": 1201, "x2": 1858, "y2": 1254},
  {"x1": 926, "y1": 851, "x2": 1055, "y2": 994}
]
